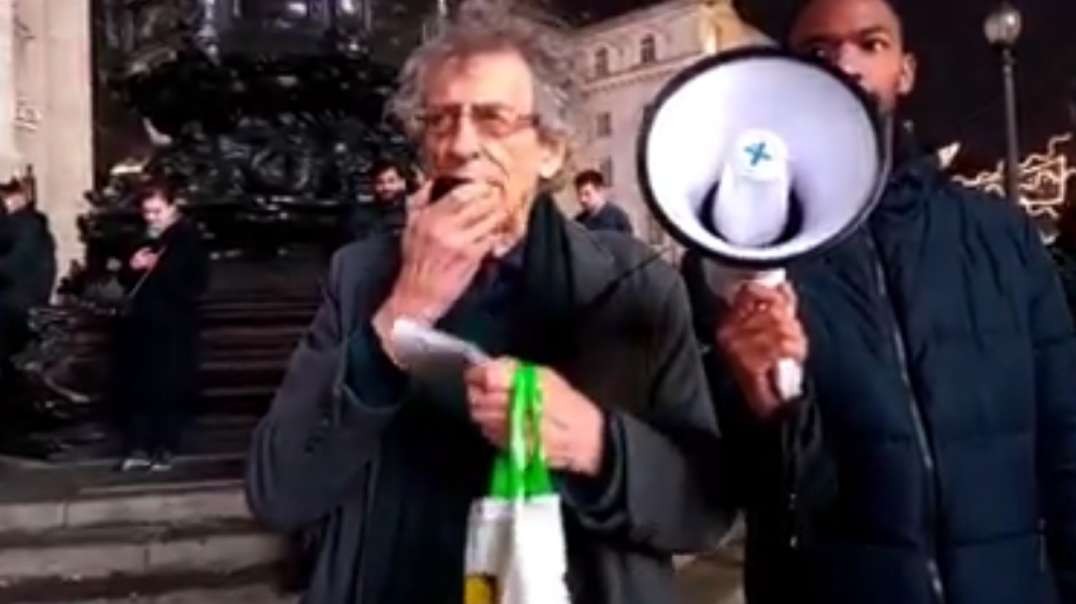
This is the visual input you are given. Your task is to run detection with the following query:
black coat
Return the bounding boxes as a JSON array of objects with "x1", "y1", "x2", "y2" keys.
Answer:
[
  {"x1": 0, "y1": 207, "x2": 55, "y2": 313},
  {"x1": 342, "y1": 198, "x2": 407, "y2": 243},
  {"x1": 685, "y1": 156, "x2": 1076, "y2": 604},
  {"x1": 0, "y1": 207, "x2": 55, "y2": 354},
  {"x1": 576, "y1": 203, "x2": 634, "y2": 235},
  {"x1": 115, "y1": 218, "x2": 209, "y2": 409},
  {"x1": 246, "y1": 206, "x2": 724, "y2": 603}
]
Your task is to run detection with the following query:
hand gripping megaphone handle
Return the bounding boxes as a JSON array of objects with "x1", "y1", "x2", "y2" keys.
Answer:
[
  {"x1": 705, "y1": 265, "x2": 805, "y2": 402},
  {"x1": 773, "y1": 357, "x2": 804, "y2": 402}
]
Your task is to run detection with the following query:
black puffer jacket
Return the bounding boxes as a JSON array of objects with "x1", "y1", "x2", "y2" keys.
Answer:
[
  {"x1": 0, "y1": 206, "x2": 55, "y2": 357},
  {"x1": 1050, "y1": 241, "x2": 1076, "y2": 320},
  {"x1": 686, "y1": 155, "x2": 1076, "y2": 604}
]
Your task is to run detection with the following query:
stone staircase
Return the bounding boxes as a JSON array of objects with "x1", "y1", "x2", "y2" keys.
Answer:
[
  {"x1": 0, "y1": 452, "x2": 746, "y2": 604},
  {"x1": 3, "y1": 294, "x2": 317, "y2": 462},
  {"x1": 0, "y1": 456, "x2": 297, "y2": 603},
  {"x1": 28, "y1": 414, "x2": 261, "y2": 466}
]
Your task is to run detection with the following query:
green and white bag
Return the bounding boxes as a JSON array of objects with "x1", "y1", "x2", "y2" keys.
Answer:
[{"x1": 463, "y1": 363, "x2": 571, "y2": 604}]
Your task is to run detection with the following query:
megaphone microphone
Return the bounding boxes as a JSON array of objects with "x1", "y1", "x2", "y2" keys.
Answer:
[
  {"x1": 638, "y1": 47, "x2": 888, "y2": 402},
  {"x1": 710, "y1": 129, "x2": 792, "y2": 248},
  {"x1": 706, "y1": 128, "x2": 803, "y2": 399}
]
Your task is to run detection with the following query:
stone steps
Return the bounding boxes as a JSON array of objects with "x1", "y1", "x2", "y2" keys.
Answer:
[
  {"x1": 0, "y1": 565, "x2": 293, "y2": 603},
  {"x1": 0, "y1": 482, "x2": 248, "y2": 534},
  {"x1": 0, "y1": 519, "x2": 282, "y2": 585},
  {"x1": 87, "y1": 583, "x2": 294, "y2": 604},
  {"x1": 13, "y1": 291, "x2": 317, "y2": 428},
  {"x1": 0, "y1": 456, "x2": 294, "y2": 603},
  {"x1": 12, "y1": 414, "x2": 261, "y2": 464},
  {"x1": 72, "y1": 583, "x2": 294, "y2": 604}
]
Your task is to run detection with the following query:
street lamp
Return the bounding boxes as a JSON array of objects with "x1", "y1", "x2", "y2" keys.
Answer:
[
  {"x1": 423, "y1": 0, "x2": 450, "y2": 41},
  {"x1": 984, "y1": 1, "x2": 1024, "y2": 204}
]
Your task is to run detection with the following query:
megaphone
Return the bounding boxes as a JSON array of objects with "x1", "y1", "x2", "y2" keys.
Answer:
[{"x1": 638, "y1": 47, "x2": 888, "y2": 400}]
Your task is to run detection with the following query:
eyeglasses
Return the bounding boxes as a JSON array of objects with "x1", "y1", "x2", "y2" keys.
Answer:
[{"x1": 417, "y1": 103, "x2": 539, "y2": 139}]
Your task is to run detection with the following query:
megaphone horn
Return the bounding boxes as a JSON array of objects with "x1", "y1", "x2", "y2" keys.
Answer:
[{"x1": 638, "y1": 47, "x2": 889, "y2": 400}]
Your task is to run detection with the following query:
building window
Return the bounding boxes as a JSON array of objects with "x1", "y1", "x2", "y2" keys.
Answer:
[
  {"x1": 600, "y1": 157, "x2": 614, "y2": 186},
  {"x1": 596, "y1": 112, "x2": 612, "y2": 138},
  {"x1": 594, "y1": 47, "x2": 610, "y2": 77},
  {"x1": 640, "y1": 34, "x2": 657, "y2": 64}
]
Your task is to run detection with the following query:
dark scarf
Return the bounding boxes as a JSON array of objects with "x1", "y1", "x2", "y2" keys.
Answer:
[
  {"x1": 435, "y1": 194, "x2": 579, "y2": 363},
  {"x1": 368, "y1": 194, "x2": 583, "y2": 603},
  {"x1": 515, "y1": 194, "x2": 579, "y2": 363}
]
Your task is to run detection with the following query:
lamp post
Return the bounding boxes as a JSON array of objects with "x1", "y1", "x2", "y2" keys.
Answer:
[
  {"x1": 984, "y1": 2, "x2": 1024, "y2": 205},
  {"x1": 422, "y1": 0, "x2": 450, "y2": 41}
]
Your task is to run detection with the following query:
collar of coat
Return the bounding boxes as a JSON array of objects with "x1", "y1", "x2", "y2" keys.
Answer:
[
  {"x1": 874, "y1": 122, "x2": 947, "y2": 217},
  {"x1": 527, "y1": 194, "x2": 647, "y2": 310}
]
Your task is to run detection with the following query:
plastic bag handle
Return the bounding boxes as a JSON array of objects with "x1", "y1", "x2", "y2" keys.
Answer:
[{"x1": 489, "y1": 363, "x2": 555, "y2": 500}]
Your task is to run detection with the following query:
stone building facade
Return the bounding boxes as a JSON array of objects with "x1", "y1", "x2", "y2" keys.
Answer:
[{"x1": 570, "y1": 0, "x2": 764, "y2": 250}]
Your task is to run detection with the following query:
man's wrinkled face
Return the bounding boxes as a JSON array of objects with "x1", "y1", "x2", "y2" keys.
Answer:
[
  {"x1": 142, "y1": 195, "x2": 179, "y2": 235},
  {"x1": 373, "y1": 167, "x2": 407, "y2": 203},
  {"x1": 576, "y1": 183, "x2": 605, "y2": 212},
  {"x1": 420, "y1": 48, "x2": 566, "y2": 236},
  {"x1": 790, "y1": 0, "x2": 917, "y2": 114}
]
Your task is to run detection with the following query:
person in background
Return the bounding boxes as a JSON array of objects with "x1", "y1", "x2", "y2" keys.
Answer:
[
  {"x1": 342, "y1": 159, "x2": 410, "y2": 242},
  {"x1": 245, "y1": 1, "x2": 724, "y2": 601},
  {"x1": 115, "y1": 181, "x2": 210, "y2": 472},
  {"x1": 688, "y1": 0, "x2": 1076, "y2": 602},
  {"x1": 0, "y1": 178, "x2": 55, "y2": 389},
  {"x1": 574, "y1": 169, "x2": 633, "y2": 234}
]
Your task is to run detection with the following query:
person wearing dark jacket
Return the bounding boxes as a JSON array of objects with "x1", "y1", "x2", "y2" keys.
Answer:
[
  {"x1": 115, "y1": 182, "x2": 209, "y2": 472},
  {"x1": 574, "y1": 169, "x2": 633, "y2": 235},
  {"x1": 1051, "y1": 202, "x2": 1076, "y2": 318},
  {"x1": 687, "y1": 0, "x2": 1076, "y2": 602},
  {"x1": 0, "y1": 179, "x2": 55, "y2": 386},
  {"x1": 245, "y1": 3, "x2": 724, "y2": 602},
  {"x1": 341, "y1": 159, "x2": 409, "y2": 243}
]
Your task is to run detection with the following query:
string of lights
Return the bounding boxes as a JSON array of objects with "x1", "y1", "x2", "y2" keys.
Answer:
[{"x1": 953, "y1": 133, "x2": 1076, "y2": 222}]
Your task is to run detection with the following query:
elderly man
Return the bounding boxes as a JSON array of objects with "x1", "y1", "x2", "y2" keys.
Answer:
[{"x1": 245, "y1": 2, "x2": 723, "y2": 603}]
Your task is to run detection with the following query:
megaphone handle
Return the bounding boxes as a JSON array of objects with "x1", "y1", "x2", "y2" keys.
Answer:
[
  {"x1": 774, "y1": 357, "x2": 804, "y2": 402},
  {"x1": 705, "y1": 264, "x2": 804, "y2": 402}
]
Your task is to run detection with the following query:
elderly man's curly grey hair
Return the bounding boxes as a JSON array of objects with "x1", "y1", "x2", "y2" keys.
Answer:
[{"x1": 388, "y1": 0, "x2": 581, "y2": 149}]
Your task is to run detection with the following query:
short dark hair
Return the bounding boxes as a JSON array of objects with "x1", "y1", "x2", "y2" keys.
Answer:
[
  {"x1": 372, "y1": 159, "x2": 406, "y2": 180},
  {"x1": 734, "y1": 0, "x2": 910, "y2": 47},
  {"x1": 574, "y1": 169, "x2": 605, "y2": 190},
  {"x1": 134, "y1": 178, "x2": 178, "y2": 207},
  {"x1": 0, "y1": 178, "x2": 26, "y2": 198}
]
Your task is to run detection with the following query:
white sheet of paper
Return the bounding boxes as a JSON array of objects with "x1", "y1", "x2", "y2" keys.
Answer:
[{"x1": 391, "y1": 318, "x2": 489, "y2": 377}]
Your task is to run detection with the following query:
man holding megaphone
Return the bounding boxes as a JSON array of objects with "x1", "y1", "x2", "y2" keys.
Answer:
[{"x1": 646, "y1": 0, "x2": 1076, "y2": 602}]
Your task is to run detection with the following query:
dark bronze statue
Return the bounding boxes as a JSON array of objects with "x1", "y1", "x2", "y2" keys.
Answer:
[{"x1": 3, "y1": 0, "x2": 417, "y2": 460}]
